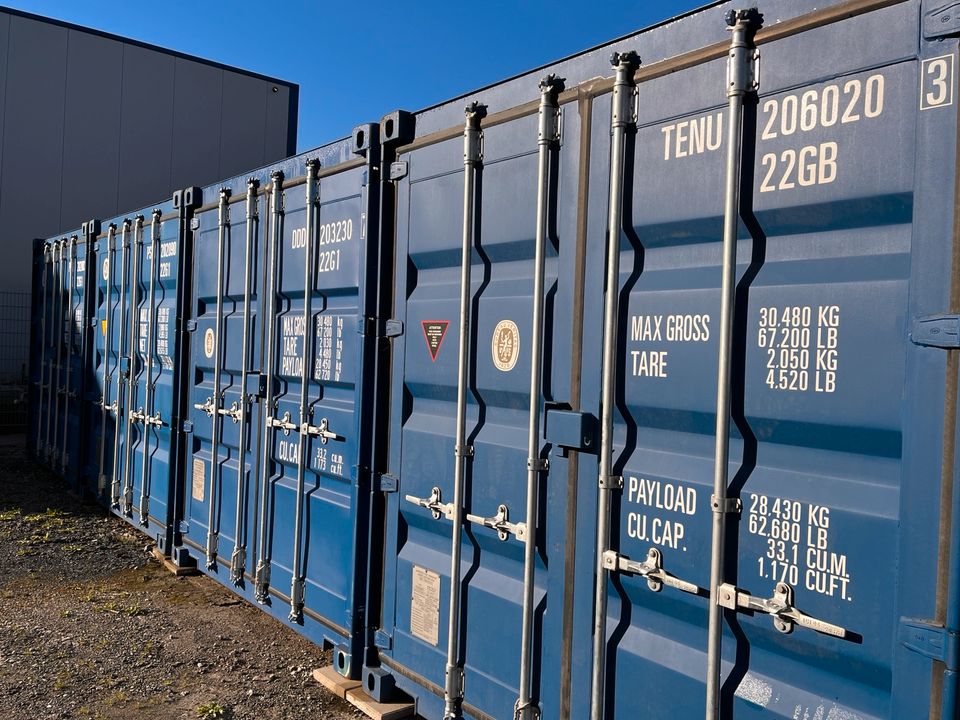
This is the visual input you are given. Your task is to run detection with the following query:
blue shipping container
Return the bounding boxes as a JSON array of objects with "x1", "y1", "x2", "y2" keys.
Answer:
[
  {"x1": 177, "y1": 127, "x2": 392, "y2": 674},
  {"x1": 369, "y1": 0, "x2": 960, "y2": 719}
]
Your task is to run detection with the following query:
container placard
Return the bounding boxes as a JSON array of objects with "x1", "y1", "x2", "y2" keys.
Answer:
[
  {"x1": 410, "y1": 565, "x2": 440, "y2": 646},
  {"x1": 192, "y1": 458, "x2": 205, "y2": 502}
]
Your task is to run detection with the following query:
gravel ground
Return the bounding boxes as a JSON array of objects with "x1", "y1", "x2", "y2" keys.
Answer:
[{"x1": 0, "y1": 436, "x2": 362, "y2": 720}]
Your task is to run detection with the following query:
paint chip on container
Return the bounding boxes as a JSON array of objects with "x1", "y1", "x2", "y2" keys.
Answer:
[
  {"x1": 410, "y1": 565, "x2": 440, "y2": 646},
  {"x1": 734, "y1": 672, "x2": 772, "y2": 708}
]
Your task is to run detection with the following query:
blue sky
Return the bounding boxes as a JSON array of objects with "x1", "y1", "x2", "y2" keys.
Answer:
[{"x1": 4, "y1": 1, "x2": 703, "y2": 152}]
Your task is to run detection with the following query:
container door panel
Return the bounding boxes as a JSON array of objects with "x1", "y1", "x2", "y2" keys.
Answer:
[
  {"x1": 584, "y1": 5, "x2": 944, "y2": 719},
  {"x1": 381, "y1": 107, "x2": 583, "y2": 720},
  {"x1": 184, "y1": 185, "x2": 263, "y2": 590}
]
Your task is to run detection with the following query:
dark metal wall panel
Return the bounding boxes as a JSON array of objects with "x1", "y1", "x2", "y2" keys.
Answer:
[
  {"x1": 0, "y1": 13, "x2": 10, "y2": 199},
  {"x1": 218, "y1": 71, "x2": 267, "y2": 178},
  {"x1": 0, "y1": 15, "x2": 68, "y2": 291},
  {"x1": 116, "y1": 43, "x2": 175, "y2": 212},
  {"x1": 60, "y1": 29, "x2": 123, "y2": 226},
  {"x1": 170, "y1": 59, "x2": 222, "y2": 189},
  {"x1": 0, "y1": 8, "x2": 296, "y2": 296},
  {"x1": 264, "y1": 83, "x2": 296, "y2": 163}
]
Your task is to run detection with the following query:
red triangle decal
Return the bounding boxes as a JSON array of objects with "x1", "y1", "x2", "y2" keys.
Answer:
[{"x1": 421, "y1": 320, "x2": 450, "y2": 362}]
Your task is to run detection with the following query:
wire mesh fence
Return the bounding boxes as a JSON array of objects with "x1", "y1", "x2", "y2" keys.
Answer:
[{"x1": 0, "y1": 291, "x2": 30, "y2": 432}]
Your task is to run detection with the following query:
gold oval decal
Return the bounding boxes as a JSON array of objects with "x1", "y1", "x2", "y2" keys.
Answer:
[
  {"x1": 491, "y1": 320, "x2": 520, "y2": 372},
  {"x1": 203, "y1": 328, "x2": 215, "y2": 359}
]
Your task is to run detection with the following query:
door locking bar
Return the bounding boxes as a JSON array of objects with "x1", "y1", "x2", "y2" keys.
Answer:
[
  {"x1": 602, "y1": 548, "x2": 702, "y2": 596},
  {"x1": 590, "y1": 50, "x2": 641, "y2": 720},
  {"x1": 404, "y1": 491, "x2": 527, "y2": 542},
  {"x1": 206, "y1": 188, "x2": 231, "y2": 569},
  {"x1": 717, "y1": 581, "x2": 849, "y2": 639},
  {"x1": 231, "y1": 177, "x2": 260, "y2": 586},
  {"x1": 404, "y1": 486, "x2": 455, "y2": 521},
  {"x1": 705, "y1": 13, "x2": 762, "y2": 718},
  {"x1": 98, "y1": 225, "x2": 117, "y2": 496},
  {"x1": 121, "y1": 216, "x2": 144, "y2": 515},
  {"x1": 138, "y1": 210, "x2": 162, "y2": 528},
  {"x1": 143, "y1": 412, "x2": 163, "y2": 427},
  {"x1": 290, "y1": 159, "x2": 321, "y2": 623},
  {"x1": 110, "y1": 219, "x2": 131, "y2": 508},
  {"x1": 61, "y1": 236, "x2": 76, "y2": 474},
  {"x1": 302, "y1": 416, "x2": 340, "y2": 443},
  {"x1": 254, "y1": 171, "x2": 284, "y2": 604},
  {"x1": 465, "y1": 503, "x2": 527, "y2": 542},
  {"x1": 194, "y1": 395, "x2": 242, "y2": 423},
  {"x1": 267, "y1": 411, "x2": 297, "y2": 434},
  {"x1": 194, "y1": 397, "x2": 216, "y2": 415}
]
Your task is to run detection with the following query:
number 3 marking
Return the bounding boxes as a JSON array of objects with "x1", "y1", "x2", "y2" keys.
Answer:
[{"x1": 921, "y1": 54, "x2": 955, "y2": 110}]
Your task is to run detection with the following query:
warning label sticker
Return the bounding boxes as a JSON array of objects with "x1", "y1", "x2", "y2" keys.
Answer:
[
  {"x1": 410, "y1": 565, "x2": 440, "y2": 646},
  {"x1": 192, "y1": 458, "x2": 205, "y2": 502},
  {"x1": 421, "y1": 321, "x2": 449, "y2": 362}
]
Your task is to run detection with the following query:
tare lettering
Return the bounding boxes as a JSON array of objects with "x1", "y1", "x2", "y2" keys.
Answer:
[
  {"x1": 758, "y1": 305, "x2": 839, "y2": 393},
  {"x1": 280, "y1": 315, "x2": 305, "y2": 377},
  {"x1": 629, "y1": 313, "x2": 711, "y2": 378}
]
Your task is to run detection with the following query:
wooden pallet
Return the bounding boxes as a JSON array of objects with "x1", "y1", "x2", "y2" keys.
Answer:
[
  {"x1": 312, "y1": 666, "x2": 415, "y2": 720},
  {"x1": 150, "y1": 547, "x2": 198, "y2": 576}
]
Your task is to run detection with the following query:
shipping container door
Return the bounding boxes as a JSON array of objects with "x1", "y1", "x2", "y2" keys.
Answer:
[
  {"x1": 58, "y1": 232, "x2": 88, "y2": 488},
  {"x1": 43, "y1": 236, "x2": 70, "y2": 471},
  {"x1": 31, "y1": 238, "x2": 56, "y2": 461},
  {"x1": 92, "y1": 221, "x2": 127, "y2": 507},
  {"x1": 115, "y1": 204, "x2": 185, "y2": 544},
  {"x1": 580, "y1": 2, "x2": 959, "y2": 719},
  {"x1": 182, "y1": 179, "x2": 265, "y2": 587},
  {"x1": 241, "y1": 139, "x2": 381, "y2": 669},
  {"x1": 378, "y1": 93, "x2": 586, "y2": 719}
]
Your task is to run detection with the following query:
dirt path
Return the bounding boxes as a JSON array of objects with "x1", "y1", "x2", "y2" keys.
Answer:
[{"x1": 0, "y1": 437, "x2": 361, "y2": 720}]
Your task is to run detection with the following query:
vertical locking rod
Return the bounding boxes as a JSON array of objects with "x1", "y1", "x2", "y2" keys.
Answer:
[
  {"x1": 206, "y1": 188, "x2": 231, "y2": 568},
  {"x1": 61, "y1": 237, "x2": 76, "y2": 474},
  {"x1": 231, "y1": 179, "x2": 259, "y2": 585},
  {"x1": 590, "y1": 50, "x2": 640, "y2": 720},
  {"x1": 122, "y1": 217, "x2": 144, "y2": 514},
  {"x1": 37, "y1": 245, "x2": 49, "y2": 457},
  {"x1": 705, "y1": 10, "x2": 759, "y2": 720},
  {"x1": 138, "y1": 211, "x2": 161, "y2": 526},
  {"x1": 515, "y1": 74, "x2": 563, "y2": 720},
  {"x1": 255, "y1": 171, "x2": 283, "y2": 603},
  {"x1": 98, "y1": 225, "x2": 116, "y2": 496},
  {"x1": 111, "y1": 220, "x2": 130, "y2": 505},
  {"x1": 290, "y1": 160, "x2": 320, "y2": 622},
  {"x1": 48, "y1": 240, "x2": 63, "y2": 462},
  {"x1": 443, "y1": 102, "x2": 484, "y2": 720}
]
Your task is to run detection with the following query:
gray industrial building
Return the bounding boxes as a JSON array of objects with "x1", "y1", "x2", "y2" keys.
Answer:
[
  {"x1": 0, "y1": 5, "x2": 298, "y2": 429},
  {"x1": 0, "y1": 5, "x2": 298, "y2": 292}
]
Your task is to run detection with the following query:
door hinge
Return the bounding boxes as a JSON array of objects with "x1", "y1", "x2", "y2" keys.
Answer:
[
  {"x1": 362, "y1": 317, "x2": 403, "y2": 338},
  {"x1": 544, "y1": 404, "x2": 597, "y2": 453},
  {"x1": 901, "y1": 618, "x2": 960, "y2": 667},
  {"x1": 389, "y1": 161, "x2": 408, "y2": 181},
  {"x1": 375, "y1": 473, "x2": 398, "y2": 493},
  {"x1": 185, "y1": 319, "x2": 198, "y2": 333},
  {"x1": 178, "y1": 520, "x2": 190, "y2": 535},
  {"x1": 182, "y1": 420, "x2": 193, "y2": 433},
  {"x1": 911, "y1": 314, "x2": 960, "y2": 348}
]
